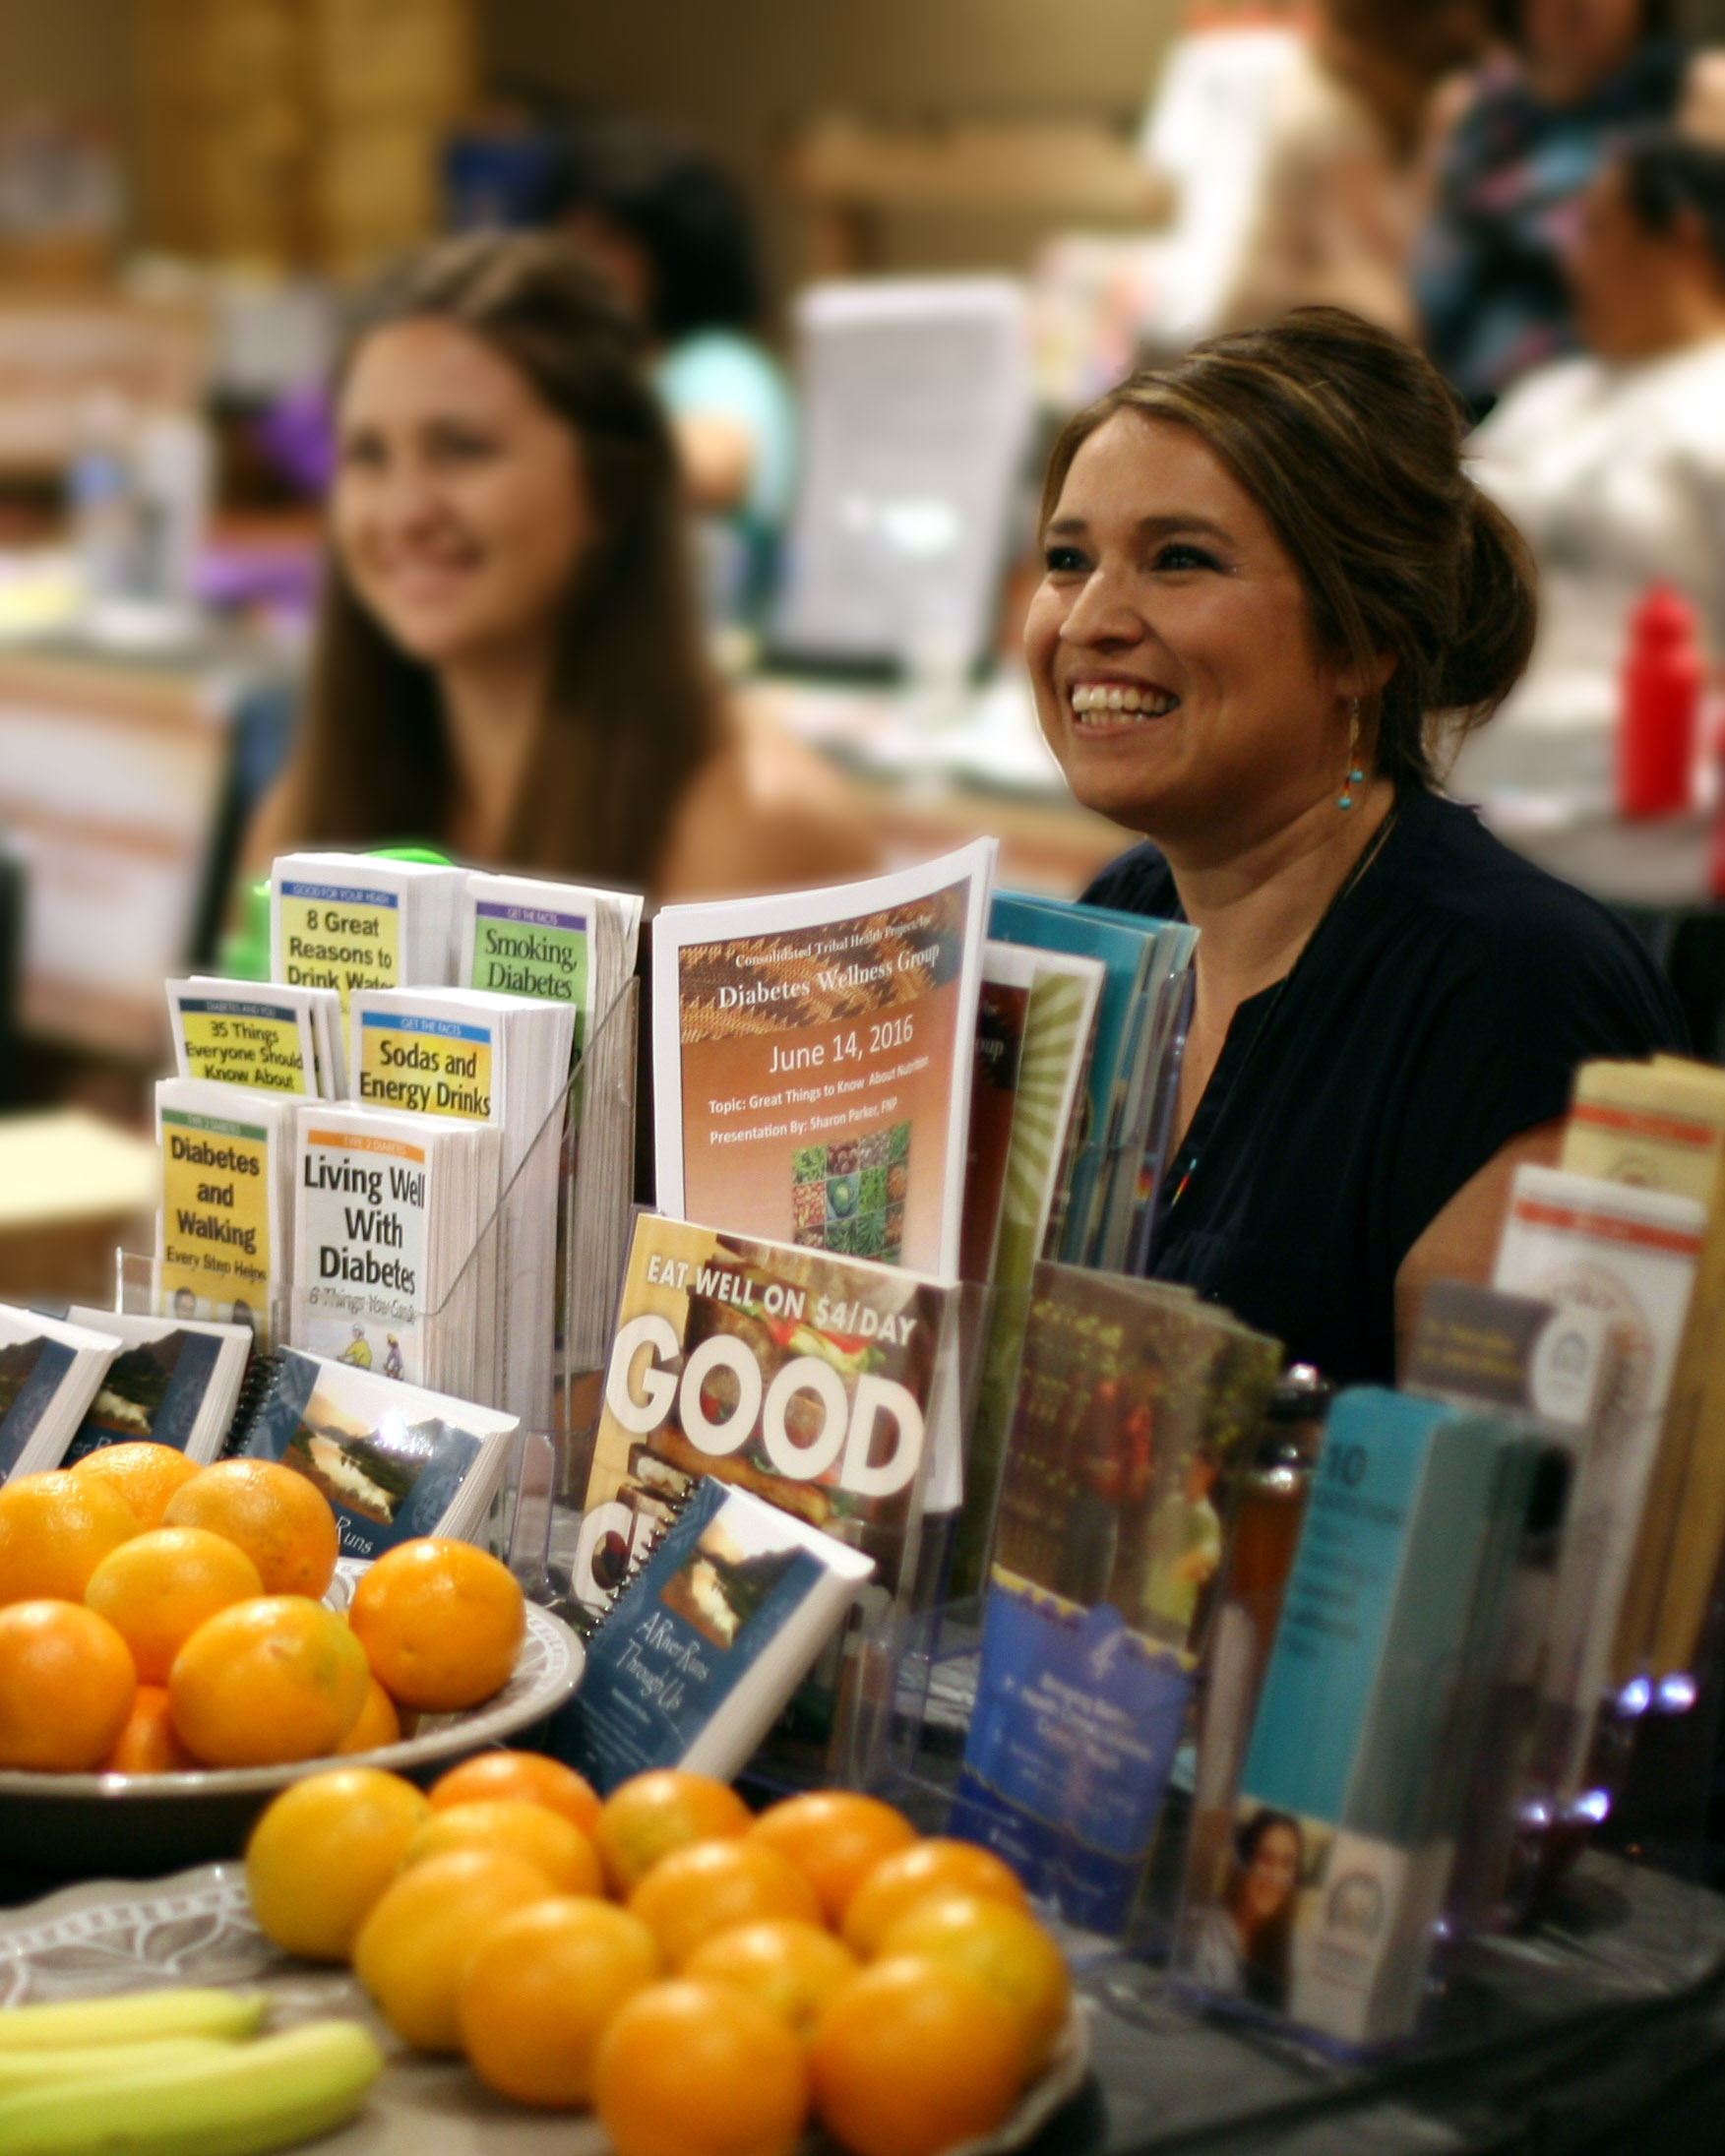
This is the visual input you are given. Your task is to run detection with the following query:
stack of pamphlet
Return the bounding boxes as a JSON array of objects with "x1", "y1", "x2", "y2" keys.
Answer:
[
  {"x1": 457, "y1": 871, "x2": 644, "y2": 1369},
  {"x1": 952, "y1": 1263, "x2": 1278, "y2": 1935},
  {"x1": 1556, "y1": 1055, "x2": 1725, "y2": 1688},
  {"x1": 291, "y1": 1103, "x2": 499, "y2": 1404},
  {"x1": 0, "y1": 1306, "x2": 123, "y2": 1479},
  {"x1": 167, "y1": 977, "x2": 346, "y2": 1098},
  {"x1": 270, "y1": 852, "x2": 464, "y2": 1016},
  {"x1": 230, "y1": 1346, "x2": 520, "y2": 1561},
  {"x1": 154, "y1": 1078, "x2": 298, "y2": 1342},
  {"x1": 1493, "y1": 1158, "x2": 1705, "y2": 1796},
  {"x1": 347, "y1": 986, "x2": 575, "y2": 1428},
  {"x1": 61, "y1": 1307, "x2": 254, "y2": 1467},
  {"x1": 988, "y1": 892, "x2": 1198, "y2": 1273},
  {"x1": 1175, "y1": 1387, "x2": 1541, "y2": 2047},
  {"x1": 652, "y1": 841, "x2": 997, "y2": 1284}
]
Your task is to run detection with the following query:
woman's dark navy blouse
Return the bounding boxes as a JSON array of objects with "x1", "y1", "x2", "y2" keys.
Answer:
[{"x1": 1084, "y1": 785, "x2": 1688, "y2": 1386}]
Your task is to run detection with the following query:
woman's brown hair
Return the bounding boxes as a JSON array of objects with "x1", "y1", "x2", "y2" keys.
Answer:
[
  {"x1": 279, "y1": 231, "x2": 717, "y2": 884},
  {"x1": 1039, "y1": 307, "x2": 1537, "y2": 789}
]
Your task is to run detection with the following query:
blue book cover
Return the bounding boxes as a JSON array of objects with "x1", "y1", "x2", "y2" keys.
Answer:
[
  {"x1": 0, "y1": 1337, "x2": 75, "y2": 1478},
  {"x1": 234, "y1": 1347, "x2": 505, "y2": 1560},
  {"x1": 988, "y1": 893, "x2": 1156, "y2": 1264},
  {"x1": 62, "y1": 1329, "x2": 225, "y2": 1463},
  {"x1": 560, "y1": 1476, "x2": 874, "y2": 1794}
]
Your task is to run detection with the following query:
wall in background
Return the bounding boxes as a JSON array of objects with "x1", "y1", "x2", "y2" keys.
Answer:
[
  {"x1": 482, "y1": 0, "x2": 1183, "y2": 302},
  {"x1": 0, "y1": 2, "x2": 130, "y2": 109}
]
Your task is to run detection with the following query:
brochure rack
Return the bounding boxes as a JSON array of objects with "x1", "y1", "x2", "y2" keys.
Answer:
[{"x1": 119, "y1": 979, "x2": 641, "y2": 1579}]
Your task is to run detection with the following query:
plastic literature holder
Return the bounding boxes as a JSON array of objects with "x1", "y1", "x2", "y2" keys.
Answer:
[{"x1": 117, "y1": 979, "x2": 640, "y2": 1580}]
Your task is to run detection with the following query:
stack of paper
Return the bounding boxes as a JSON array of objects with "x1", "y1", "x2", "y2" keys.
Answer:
[
  {"x1": 269, "y1": 853, "x2": 464, "y2": 1017},
  {"x1": 0, "y1": 1305, "x2": 123, "y2": 1480},
  {"x1": 61, "y1": 1307, "x2": 254, "y2": 1466},
  {"x1": 167, "y1": 977, "x2": 346, "y2": 1099},
  {"x1": 458, "y1": 872, "x2": 644, "y2": 1370},
  {"x1": 230, "y1": 1345, "x2": 520, "y2": 1559},
  {"x1": 154, "y1": 1078, "x2": 297, "y2": 1344},
  {"x1": 291, "y1": 1104, "x2": 501, "y2": 1404},
  {"x1": 652, "y1": 840, "x2": 997, "y2": 1282},
  {"x1": 347, "y1": 986, "x2": 576, "y2": 1428}
]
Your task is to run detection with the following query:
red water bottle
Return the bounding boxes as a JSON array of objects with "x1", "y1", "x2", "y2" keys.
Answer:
[{"x1": 1618, "y1": 584, "x2": 1702, "y2": 818}]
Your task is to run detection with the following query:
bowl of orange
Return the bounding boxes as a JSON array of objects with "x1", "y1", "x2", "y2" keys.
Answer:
[{"x1": 0, "y1": 1454, "x2": 584, "y2": 1876}]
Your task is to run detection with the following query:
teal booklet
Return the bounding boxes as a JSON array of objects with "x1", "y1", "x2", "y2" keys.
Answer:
[
  {"x1": 1174, "y1": 1386, "x2": 1538, "y2": 2046},
  {"x1": 561, "y1": 1475, "x2": 874, "y2": 1794}
]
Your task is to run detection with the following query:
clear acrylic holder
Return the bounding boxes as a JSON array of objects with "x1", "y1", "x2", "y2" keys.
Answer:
[{"x1": 117, "y1": 978, "x2": 641, "y2": 1591}]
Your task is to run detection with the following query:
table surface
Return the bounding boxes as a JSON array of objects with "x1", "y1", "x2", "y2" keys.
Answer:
[{"x1": 5, "y1": 1851, "x2": 1725, "y2": 2156}]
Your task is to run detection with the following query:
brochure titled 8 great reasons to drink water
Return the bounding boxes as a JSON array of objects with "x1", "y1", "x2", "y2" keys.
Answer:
[{"x1": 652, "y1": 841, "x2": 997, "y2": 1281}]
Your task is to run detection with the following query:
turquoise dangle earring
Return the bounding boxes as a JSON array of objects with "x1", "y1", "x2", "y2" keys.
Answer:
[{"x1": 1338, "y1": 698, "x2": 1365, "y2": 810}]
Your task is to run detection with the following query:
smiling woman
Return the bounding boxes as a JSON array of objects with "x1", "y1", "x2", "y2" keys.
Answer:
[
  {"x1": 243, "y1": 233, "x2": 872, "y2": 901},
  {"x1": 1033, "y1": 308, "x2": 1688, "y2": 1385}
]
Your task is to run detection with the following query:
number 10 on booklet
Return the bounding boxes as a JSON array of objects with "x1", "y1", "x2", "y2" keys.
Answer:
[{"x1": 651, "y1": 841, "x2": 997, "y2": 1279}]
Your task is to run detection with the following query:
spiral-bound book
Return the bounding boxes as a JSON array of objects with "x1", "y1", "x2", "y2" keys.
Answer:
[{"x1": 561, "y1": 1474, "x2": 874, "y2": 1793}]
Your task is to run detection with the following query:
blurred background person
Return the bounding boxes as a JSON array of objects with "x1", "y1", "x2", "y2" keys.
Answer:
[
  {"x1": 1220, "y1": 0, "x2": 1491, "y2": 340},
  {"x1": 244, "y1": 233, "x2": 870, "y2": 900},
  {"x1": 1463, "y1": 130, "x2": 1725, "y2": 751},
  {"x1": 1417, "y1": 0, "x2": 1707, "y2": 418},
  {"x1": 537, "y1": 116, "x2": 795, "y2": 631}
]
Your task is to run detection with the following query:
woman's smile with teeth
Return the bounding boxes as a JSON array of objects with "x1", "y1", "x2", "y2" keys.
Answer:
[{"x1": 1069, "y1": 682, "x2": 1181, "y2": 723}]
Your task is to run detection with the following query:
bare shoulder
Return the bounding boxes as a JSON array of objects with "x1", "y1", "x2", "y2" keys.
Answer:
[{"x1": 656, "y1": 700, "x2": 882, "y2": 901}]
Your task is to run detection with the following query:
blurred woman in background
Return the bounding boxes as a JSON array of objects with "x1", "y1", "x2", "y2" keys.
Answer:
[
  {"x1": 1221, "y1": 0, "x2": 1489, "y2": 339},
  {"x1": 539, "y1": 118, "x2": 795, "y2": 627},
  {"x1": 1417, "y1": 0, "x2": 1701, "y2": 415},
  {"x1": 244, "y1": 233, "x2": 867, "y2": 897}
]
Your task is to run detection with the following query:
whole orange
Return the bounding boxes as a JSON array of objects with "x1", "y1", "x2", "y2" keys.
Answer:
[
  {"x1": 629, "y1": 1839, "x2": 823, "y2": 1970},
  {"x1": 458, "y1": 1897, "x2": 661, "y2": 2108},
  {"x1": 246, "y1": 1765, "x2": 430, "y2": 1962},
  {"x1": 161, "y1": 1459, "x2": 339, "y2": 1598},
  {"x1": 168, "y1": 1596, "x2": 371, "y2": 1766},
  {"x1": 70, "y1": 1442, "x2": 202, "y2": 1529},
  {"x1": 101, "y1": 1684, "x2": 197, "y2": 1774},
  {"x1": 594, "y1": 1769, "x2": 753, "y2": 1896},
  {"x1": 429, "y1": 1751, "x2": 599, "y2": 1837},
  {"x1": 347, "y1": 1539, "x2": 524, "y2": 1712},
  {"x1": 685, "y1": 1919, "x2": 859, "y2": 2043},
  {"x1": 878, "y1": 1891, "x2": 1072, "y2": 2073},
  {"x1": 0, "y1": 1471, "x2": 138, "y2": 1605},
  {"x1": 809, "y1": 1956, "x2": 1024, "y2": 2156},
  {"x1": 0, "y1": 1600, "x2": 137, "y2": 1770},
  {"x1": 335, "y1": 1678, "x2": 402, "y2": 1756},
  {"x1": 748, "y1": 1790, "x2": 917, "y2": 1927},
  {"x1": 84, "y1": 1526, "x2": 264, "y2": 1683},
  {"x1": 842, "y1": 1837, "x2": 1029, "y2": 1958},
  {"x1": 401, "y1": 1799, "x2": 602, "y2": 1896},
  {"x1": 353, "y1": 1847, "x2": 555, "y2": 2052},
  {"x1": 594, "y1": 1977, "x2": 808, "y2": 2156}
]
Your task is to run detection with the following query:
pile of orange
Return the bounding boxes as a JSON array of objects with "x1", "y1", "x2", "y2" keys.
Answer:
[
  {"x1": 0, "y1": 1443, "x2": 525, "y2": 1773},
  {"x1": 245, "y1": 1760, "x2": 1071, "y2": 2156}
]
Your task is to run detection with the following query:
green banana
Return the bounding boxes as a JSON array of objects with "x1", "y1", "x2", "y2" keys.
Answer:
[
  {"x1": 0, "y1": 2018, "x2": 384, "y2": 2156},
  {"x1": 0, "y1": 2037, "x2": 236, "y2": 2093},
  {"x1": 0, "y1": 1990, "x2": 267, "y2": 2051}
]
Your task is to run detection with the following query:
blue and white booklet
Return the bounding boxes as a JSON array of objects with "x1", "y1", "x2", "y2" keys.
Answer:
[
  {"x1": 562, "y1": 1475, "x2": 875, "y2": 1794},
  {"x1": 0, "y1": 1304, "x2": 122, "y2": 1481},
  {"x1": 63, "y1": 1307, "x2": 253, "y2": 1466},
  {"x1": 229, "y1": 1346, "x2": 519, "y2": 1560}
]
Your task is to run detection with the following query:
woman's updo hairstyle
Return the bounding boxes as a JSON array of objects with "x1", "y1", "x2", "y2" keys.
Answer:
[{"x1": 1039, "y1": 308, "x2": 1538, "y2": 789}]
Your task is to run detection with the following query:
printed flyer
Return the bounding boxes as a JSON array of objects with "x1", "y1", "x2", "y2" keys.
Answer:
[
  {"x1": 274, "y1": 876, "x2": 400, "y2": 1013},
  {"x1": 156, "y1": 1099, "x2": 278, "y2": 1335},
  {"x1": 354, "y1": 1006, "x2": 496, "y2": 1121},
  {"x1": 294, "y1": 1115, "x2": 430, "y2": 1383},
  {"x1": 168, "y1": 986, "x2": 314, "y2": 1095},
  {"x1": 575, "y1": 1214, "x2": 954, "y2": 1617},
  {"x1": 651, "y1": 841, "x2": 996, "y2": 1280}
]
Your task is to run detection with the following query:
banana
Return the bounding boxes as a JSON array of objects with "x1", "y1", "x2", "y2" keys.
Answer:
[
  {"x1": 0, "y1": 2017, "x2": 384, "y2": 2156},
  {"x1": 0, "y1": 2037, "x2": 236, "y2": 2093},
  {"x1": 0, "y1": 1990, "x2": 268, "y2": 2051}
]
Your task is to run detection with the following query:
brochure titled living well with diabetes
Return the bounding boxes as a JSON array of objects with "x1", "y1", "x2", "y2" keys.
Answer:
[{"x1": 651, "y1": 841, "x2": 997, "y2": 1282}]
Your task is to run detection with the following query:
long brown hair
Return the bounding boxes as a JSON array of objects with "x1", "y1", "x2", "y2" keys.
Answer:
[
  {"x1": 279, "y1": 231, "x2": 718, "y2": 885},
  {"x1": 1040, "y1": 307, "x2": 1537, "y2": 789}
]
